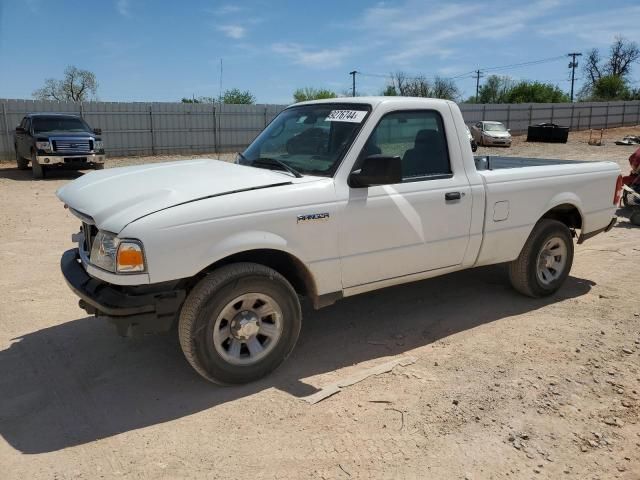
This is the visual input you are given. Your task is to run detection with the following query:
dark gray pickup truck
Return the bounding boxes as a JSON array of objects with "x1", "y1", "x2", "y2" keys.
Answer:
[{"x1": 14, "y1": 113, "x2": 106, "y2": 179}]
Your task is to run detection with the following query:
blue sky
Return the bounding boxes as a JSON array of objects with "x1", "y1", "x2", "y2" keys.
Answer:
[{"x1": 0, "y1": 0, "x2": 638, "y2": 104}]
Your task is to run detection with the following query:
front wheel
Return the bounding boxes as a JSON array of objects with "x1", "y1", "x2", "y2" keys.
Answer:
[
  {"x1": 508, "y1": 219, "x2": 574, "y2": 297},
  {"x1": 16, "y1": 149, "x2": 29, "y2": 170},
  {"x1": 31, "y1": 152, "x2": 44, "y2": 179},
  {"x1": 178, "y1": 263, "x2": 302, "y2": 384}
]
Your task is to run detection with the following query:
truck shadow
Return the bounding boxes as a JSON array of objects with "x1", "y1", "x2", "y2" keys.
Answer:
[
  {"x1": 0, "y1": 265, "x2": 594, "y2": 454},
  {"x1": 0, "y1": 167, "x2": 84, "y2": 181}
]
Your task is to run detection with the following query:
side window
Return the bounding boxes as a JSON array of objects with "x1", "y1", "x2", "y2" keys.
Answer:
[
  {"x1": 362, "y1": 110, "x2": 451, "y2": 181},
  {"x1": 24, "y1": 118, "x2": 31, "y2": 132}
]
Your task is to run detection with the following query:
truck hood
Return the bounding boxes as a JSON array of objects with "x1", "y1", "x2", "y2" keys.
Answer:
[{"x1": 56, "y1": 159, "x2": 296, "y2": 233}]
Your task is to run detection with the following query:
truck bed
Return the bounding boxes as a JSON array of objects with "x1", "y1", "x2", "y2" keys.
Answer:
[{"x1": 474, "y1": 156, "x2": 585, "y2": 171}]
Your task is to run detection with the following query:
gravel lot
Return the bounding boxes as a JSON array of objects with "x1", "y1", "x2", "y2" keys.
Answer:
[{"x1": 1, "y1": 127, "x2": 639, "y2": 479}]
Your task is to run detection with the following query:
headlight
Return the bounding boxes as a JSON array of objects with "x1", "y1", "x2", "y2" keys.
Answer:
[
  {"x1": 90, "y1": 231, "x2": 146, "y2": 273},
  {"x1": 36, "y1": 141, "x2": 52, "y2": 152},
  {"x1": 94, "y1": 140, "x2": 104, "y2": 151}
]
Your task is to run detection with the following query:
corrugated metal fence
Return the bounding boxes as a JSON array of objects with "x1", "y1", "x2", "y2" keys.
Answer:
[
  {"x1": 1, "y1": 98, "x2": 639, "y2": 160},
  {"x1": 0, "y1": 99, "x2": 287, "y2": 160},
  {"x1": 461, "y1": 100, "x2": 640, "y2": 135}
]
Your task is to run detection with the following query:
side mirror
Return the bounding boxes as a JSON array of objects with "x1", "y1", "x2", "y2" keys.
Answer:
[
  {"x1": 93, "y1": 128, "x2": 102, "y2": 135},
  {"x1": 348, "y1": 154, "x2": 402, "y2": 188},
  {"x1": 15, "y1": 127, "x2": 26, "y2": 134},
  {"x1": 507, "y1": 129, "x2": 511, "y2": 133}
]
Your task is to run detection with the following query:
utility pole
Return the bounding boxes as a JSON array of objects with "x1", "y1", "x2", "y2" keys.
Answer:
[
  {"x1": 474, "y1": 70, "x2": 483, "y2": 103},
  {"x1": 349, "y1": 70, "x2": 357, "y2": 97},
  {"x1": 567, "y1": 52, "x2": 582, "y2": 102},
  {"x1": 219, "y1": 59, "x2": 223, "y2": 102}
]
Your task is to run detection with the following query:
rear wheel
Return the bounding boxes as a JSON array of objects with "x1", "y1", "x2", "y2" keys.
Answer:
[
  {"x1": 178, "y1": 262, "x2": 302, "y2": 384},
  {"x1": 508, "y1": 219, "x2": 574, "y2": 297},
  {"x1": 15, "y1": 148, "x2": 29, "y2": 170},
  {"x1": 31, "y1": 151, "x2": 44, "y2": 179},
  {"x1": 630, "y1": 210, "x2": 640, "y2": 226},
  {"x1": 94, "y1": 163, "x2": 104, "y2": 170}
]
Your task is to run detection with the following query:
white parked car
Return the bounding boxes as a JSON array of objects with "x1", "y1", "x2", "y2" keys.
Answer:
[
  {"x1": 471, "y1": 120, "x2": 512, "y2": 147},
  {"x1": 57, "y1": 97, "x2": 621, "y2": 384}
]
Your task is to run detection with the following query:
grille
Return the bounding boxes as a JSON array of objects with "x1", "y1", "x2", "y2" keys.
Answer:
[
  {"x1": 53, "y1": 138, "x2": 93, "y2": 153},
  {"x1": 82, "y1": 222, "x2": 97, "y2": 255}
]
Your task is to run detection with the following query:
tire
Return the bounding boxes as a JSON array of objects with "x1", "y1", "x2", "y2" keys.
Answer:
[
  {"x1": 630, "y1": 210, "x2": 640, "y2": 226},
  {"x1": 15, "y1": 148, "x2": 29, "y2": 170},
  {"x1": 621, "y1": 190, "x2": 629, "y2": 207},
  {"x1": 31, "y1": 152, "x2": 44, "y2": 179},
  {"x1": 178, "y1": 262, "x2": 302, "y2": 384},
  {"x1": 94, "y1": 163, "x2": 104, "y2": 170},
  {"x1": 471, "y1": 142, "x2": 478, "y2": 152},
  {"x1": 622, "y1": 189, "x2": 638, "y2": 208},
  {"x1": 508, "y1": 219, "x2": 574, "y2": 297}
]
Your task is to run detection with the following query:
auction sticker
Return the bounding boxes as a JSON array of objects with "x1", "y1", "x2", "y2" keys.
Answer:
[{"x1": 325, "y1": 110, "x2": 367, "y2": 123}]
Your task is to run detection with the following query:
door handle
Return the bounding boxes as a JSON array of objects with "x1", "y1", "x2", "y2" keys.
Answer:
[{"x1": 445, "y1": 191, "x2": 462, "y2": 201}]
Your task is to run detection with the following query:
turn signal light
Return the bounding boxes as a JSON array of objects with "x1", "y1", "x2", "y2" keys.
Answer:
[{"x1": 116, "y1": 243, "x2": 145, "y2": 273}]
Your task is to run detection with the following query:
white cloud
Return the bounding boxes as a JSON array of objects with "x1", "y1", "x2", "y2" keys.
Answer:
[
  {"x1": 116, "y1": 0, "x2": 130, "y2": 17},
  {"x1": 538, "y1": 6, "x2": 640, "y2": 45},
  {"x1": 356, "y1": 0, "x2": 562, "y2": 63},
  {"x1": 272, "y1": 43, "x2": 352, "y2": 69},
  {"x1": 210, "y1": 5, "x2": 243, "y2": 16},
  {"x1": 218, "y1": 25, "x2": 246, "y2": 39}
]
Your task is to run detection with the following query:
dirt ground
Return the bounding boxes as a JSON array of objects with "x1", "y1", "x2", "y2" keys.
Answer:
[{"x1": 1, "y1": 127, "x2": 639, "y2": 479}]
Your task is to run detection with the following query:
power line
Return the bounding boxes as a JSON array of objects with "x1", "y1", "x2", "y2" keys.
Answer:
[
  {"x1": 355, "y1": 54, "x2": 567, "y2": 85},
  {"x1": 480, "y1": 55, "x2": 566, "y2": 73}
]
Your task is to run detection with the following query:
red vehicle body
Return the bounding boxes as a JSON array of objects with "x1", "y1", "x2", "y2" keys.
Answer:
[{"x1": 623, "y1": 147, "x2": 640, "y2": 188}]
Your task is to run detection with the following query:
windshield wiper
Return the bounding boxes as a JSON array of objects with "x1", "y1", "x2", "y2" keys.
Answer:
[{"x1": 239, "y1": 153, "x2": 303, "y2": 178}]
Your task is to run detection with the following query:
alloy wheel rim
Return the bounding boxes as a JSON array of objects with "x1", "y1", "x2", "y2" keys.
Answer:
[
  {"x1": 212, "y1": 293, "x2": 283, "y2": 366},
  {"x1": 536, "y1": 236, "x2": 567, "y2": 286}
]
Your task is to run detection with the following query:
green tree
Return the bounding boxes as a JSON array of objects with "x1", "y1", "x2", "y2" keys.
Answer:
[
  {"x1": 477, "y1": 75, "x2": 514, "y2": 103},
  {"x1": 293, "y1": 87, "x2": 337, "y2": 102},
  {"x1": 505, "y1": 81, "x2": 569, "y2": 103},
  {"x1": 591, "y1": 75, "x2": 631, "y2": 100},
  {"x1": 181, "y1": 96, "x2": 216, "y2": 103},
  {"x1": 222, "y1": 88, "x2": 255, "y2": 104},
  {"x1": 381, "y1": 85, "x2": 397, "y2": 96},
  {"x1": 33, "y1": 66, "x2": 98, "y2": 102}
]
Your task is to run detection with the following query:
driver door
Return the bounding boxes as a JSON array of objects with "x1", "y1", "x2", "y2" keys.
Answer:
[{"x1": 339, "y1": 109, "x2": 472, "y2": 288}]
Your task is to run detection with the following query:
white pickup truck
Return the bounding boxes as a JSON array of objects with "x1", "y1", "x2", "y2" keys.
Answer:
[{"x1": 58, "y1": 97, "x2": 622, "y2": 384}]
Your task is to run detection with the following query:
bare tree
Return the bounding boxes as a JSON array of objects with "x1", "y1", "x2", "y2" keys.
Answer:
[
  {"x1": 389, "y1": 71, "x2": 431, "y2": 97},
  {"x1": 583, "y1": 49, "x2": 603, "y2": 87},
  {"x1": 583, "y1": 36, "x2": 639, "y2": 88},
  {"x1": 33, "y1": 66, "x2": 98, "y2": 102},
  {"x1": 431, "y1": 76, "x2": 460, "y2": 101},
  {"x1": 607, "y1": 36, "x2": 640, "y2": 77},
  {"x1": 387, "y1": 72, "x2": 459, "y2": 100}
]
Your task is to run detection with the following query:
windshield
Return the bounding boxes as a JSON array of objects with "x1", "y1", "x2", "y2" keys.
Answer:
[
  {"x1": 32, "y1": 117, "x2": 90, "y2": 134},
  {"x1": 239, "y1": 104, "x2": 370, "y2": 177},
  {"x1": 484, "y1": 123, "x2": 507, "y2": 132}
]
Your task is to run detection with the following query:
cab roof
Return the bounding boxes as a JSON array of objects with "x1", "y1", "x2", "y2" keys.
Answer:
[{"x1": 291, "y1": 96, "x2": 455, "y2": 109}]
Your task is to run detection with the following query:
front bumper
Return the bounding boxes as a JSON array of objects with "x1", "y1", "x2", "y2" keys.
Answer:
[
  {"x1": 61, "y1": 248, "x2": 185, "y2": 336},
  {"x1": 37, "y1": 153, "x2": 105, "y2": 166},
  {"x1": 482, "y1": 136, "x2": 512, "y2": 146}
]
